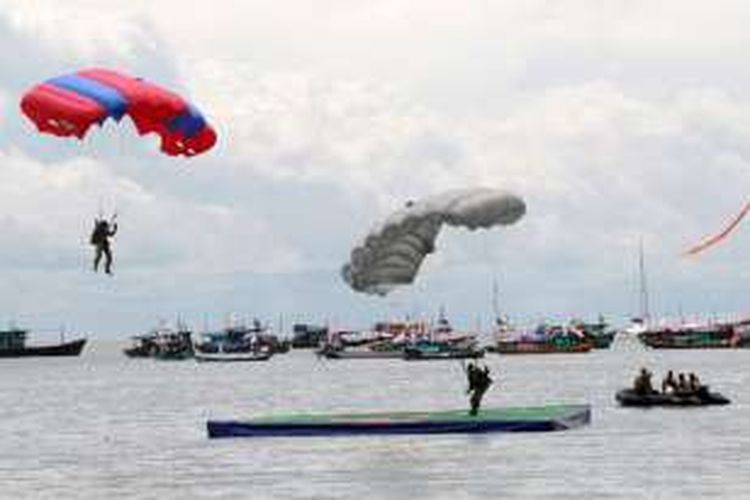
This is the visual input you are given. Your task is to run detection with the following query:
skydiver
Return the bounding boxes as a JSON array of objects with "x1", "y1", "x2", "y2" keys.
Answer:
[
  {"x1": 466, "y1": 361, "x2": 493, "y2": 416},
  {"x1": 90, "y1": 215, "x2": 118, "y2": 275}
]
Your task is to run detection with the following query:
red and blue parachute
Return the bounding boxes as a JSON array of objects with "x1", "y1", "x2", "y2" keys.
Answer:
[{"x1": 20, "y1": 68, "x2": 217, "y2": 157}]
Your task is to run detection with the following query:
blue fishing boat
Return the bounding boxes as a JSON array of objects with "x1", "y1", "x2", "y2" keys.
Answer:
[
  {"x1": 207, "y1": 404, "x2": 591, "y2": 438},
  {"x1": 152, "y1": 327, "x2": 193, "y2": 360},
  {"x1": 194, "y1": 319, "x2": 279, "y2": 362}
]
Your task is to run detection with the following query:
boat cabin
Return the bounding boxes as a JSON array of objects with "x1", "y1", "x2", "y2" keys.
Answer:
[{"x1": 0, "y1": 329, "x2": 27, "y2": 350}]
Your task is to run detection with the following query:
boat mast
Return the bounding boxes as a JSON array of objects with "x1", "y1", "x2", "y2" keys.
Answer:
[
  {"x1": 492, "y1": 275, "x2": 501, "y2": 322},
  {"x1": 638, "y1": 239, "x2": 651, "y2": 323}
]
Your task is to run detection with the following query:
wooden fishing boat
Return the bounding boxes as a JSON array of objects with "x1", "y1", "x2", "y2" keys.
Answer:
[
  {"x1": 194, "y1": 320, "x2": 286, "y2": 360},
  {"x1": 123, "y1": 333, "x2": 157, "y2": 358},
  {"x1": 207, "y1": 404, "x2": 591, "y2": 438},
  {"x1": 291, "y1": 323, "x2": 328, "y2": 348},
  {"x1": 493, "y1": 319, "x2": 592, "y2": 355},
  {"x1": 571, "y1": 318, "x2": 617, "y2": 349},
  {"x1": 152, "y1": 328, "x2": 194, "y2": 360},
  {"x1": 0, "y1": 328, "x2": 86, "y2": 358},
  {"x1": 637, "y1": 321, "x2": 750, "y2": 349}
]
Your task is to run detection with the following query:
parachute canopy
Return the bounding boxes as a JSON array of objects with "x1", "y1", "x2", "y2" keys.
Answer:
[
  {"x1": 20, "y1": 68, "x2": 217, "y2": 157},
  {"x1": 342, "y1": 188, "x2": 526, "y2": 296}
]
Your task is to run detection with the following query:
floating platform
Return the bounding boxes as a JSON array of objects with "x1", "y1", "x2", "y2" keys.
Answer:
[{"x1": 207, "y1": 404, "x2": 591, "y2": 438}]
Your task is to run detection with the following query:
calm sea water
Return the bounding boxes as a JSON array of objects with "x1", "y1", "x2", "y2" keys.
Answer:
[{"x1": 1, "y1": 335, "x2": 749, "y2": 499}]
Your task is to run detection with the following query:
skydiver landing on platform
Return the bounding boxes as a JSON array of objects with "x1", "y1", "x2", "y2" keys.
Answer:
[
  {"x1": 465, "y1": 361, "x2": 494, "y2": 416},
  {"x1": 90, "y1": 215, "x2": 118, "y2": 275}
]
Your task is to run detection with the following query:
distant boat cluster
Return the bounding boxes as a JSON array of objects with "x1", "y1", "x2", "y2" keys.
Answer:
[
  {"x1": 3, "y1": 313, "x2": 750, "y2": 360},
  {"x1": 317, "y1": 317, "x2": 484, "y2": 360},
  {"x1": 123, "y1": 320, "x2": 290, "y2": 362}
]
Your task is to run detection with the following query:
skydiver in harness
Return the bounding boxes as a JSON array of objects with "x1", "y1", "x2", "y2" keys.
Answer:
[
  {"x1": 465, "y1": 360, "x2": 494, "y2": 416},
  {"x1": 90, "y1": 214, "x2": 118, "y2": 275}
]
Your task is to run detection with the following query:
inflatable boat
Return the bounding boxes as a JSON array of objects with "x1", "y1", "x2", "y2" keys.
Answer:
[{"x1": 616, "y1": 388, "x2": 730, "y2": 407}]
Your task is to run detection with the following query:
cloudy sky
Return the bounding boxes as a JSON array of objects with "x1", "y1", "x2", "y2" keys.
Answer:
[{"x1": 2, "y1": 1, "x2": 750, "y2": 336}]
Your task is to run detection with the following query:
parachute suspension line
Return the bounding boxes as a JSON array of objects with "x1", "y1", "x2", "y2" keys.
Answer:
[
  {"x1": 638, "y1": 238, "x2": 650, "y2": 323},
  {"x1": 95, "y1": 197, "x2": 118, "y2": 225},
  {"x1": 119, "y1": 123, "x2": 126, "y2": 158},
  {"x1": 411, "y1": 263, "x2": 428, "y2": 323},
  {"x1": 386, "y1": 296, "x2": 403, "y2": 323},
  {"x1": 480, "y1": 231, "x2": 502, "y2": 322},
  {"x1": 683, "y1": 201, "x2": 750, "y2": 257},
  {"x1": 492, "y1": 274, "x2": 501, "y2": 320}
]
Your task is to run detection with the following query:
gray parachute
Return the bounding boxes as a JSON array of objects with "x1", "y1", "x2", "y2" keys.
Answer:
[{"x1": 341, "y1": 188, "x2": 526, "y2": 295}]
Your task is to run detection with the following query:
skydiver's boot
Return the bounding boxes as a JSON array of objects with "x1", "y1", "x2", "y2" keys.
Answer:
[
  {"x1": 104, "y1": 247, "x2": 113, "y2": 275},
  {"x1": 469, "y1": 392, "x2": 480, "y2": 416}
]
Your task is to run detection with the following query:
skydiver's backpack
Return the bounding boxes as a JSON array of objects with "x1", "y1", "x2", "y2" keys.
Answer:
[{"x1": 90, "y1": 220, "x2": 107, "y2": 246}]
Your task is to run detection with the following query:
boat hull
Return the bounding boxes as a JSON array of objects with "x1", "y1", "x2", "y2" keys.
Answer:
[
  {"x1": 322, "y1": 349, "x2": 403, "y2": 359},
  {"x1": 207, "y1": 404, "x2": 591, "y2": 438},
  {"x1": 123, "y1": 346, "x2": 154, "y2": 358},
  {"x1": 638, "y1": 338, "x2": 739, "y2": 349},
  {"x1": 616, "y1": 388, "x2": 730, "y2": 407},
  {"x1": 195, "y1": 351, "x2": 272, "y2": 362},
  {"x1": 403, "y1": 348, "x2": 485, "y2": 360},
  {"x1": 494, "y1": 342, "x2": 592, "y2": 354},
  {"x1": 0, "y1": 338, "x2": 86, "y2": 358}
]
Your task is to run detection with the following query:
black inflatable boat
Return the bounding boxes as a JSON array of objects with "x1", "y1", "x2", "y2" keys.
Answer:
[{"x1": 616, "y1": 387, "x2": 730, "y2": 407}]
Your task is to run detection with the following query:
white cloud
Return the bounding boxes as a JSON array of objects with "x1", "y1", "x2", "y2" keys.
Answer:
[
  {"x1": 181, "y1": 56, "x2": 750, "y2": 322},
  {"x1": 2, "y1": 1, "x2": 158, "y2": 60},
  {"x1": 189, "y1": 60, "x2": 750, "y2": 228},
  {"x1": 186, "y1": 61, "x2": 453, "y2": 200}
]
